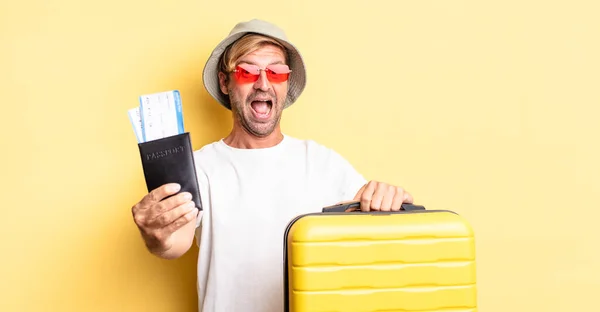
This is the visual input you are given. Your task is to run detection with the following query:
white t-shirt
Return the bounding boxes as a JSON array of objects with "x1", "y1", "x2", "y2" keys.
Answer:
[{"x1": 192, "y1": 134, "x2": 366, "y2": 312}]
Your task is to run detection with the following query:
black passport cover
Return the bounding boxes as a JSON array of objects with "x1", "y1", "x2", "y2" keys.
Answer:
[{"x1": 137, "y1": 132, "x2": 202, "y2": 211}]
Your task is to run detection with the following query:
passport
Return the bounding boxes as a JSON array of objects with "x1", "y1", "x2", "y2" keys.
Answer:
[{"x1": 137, "y1": 132, "x2": 202, "y2": 211}]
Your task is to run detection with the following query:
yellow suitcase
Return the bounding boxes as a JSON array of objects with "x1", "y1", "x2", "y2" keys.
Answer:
[{"x1": 283, "y1": 201, "x2": 477, "y2": 312}]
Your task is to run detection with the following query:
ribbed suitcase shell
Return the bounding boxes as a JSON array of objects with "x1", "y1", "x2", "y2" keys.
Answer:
[{"x1": 283, "y1": 209, "x2": 477, "y2": 312}]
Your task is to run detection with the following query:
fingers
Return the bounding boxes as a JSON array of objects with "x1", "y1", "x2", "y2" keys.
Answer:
[
  {"x1": 148, "y1": 200, "x2": 196, "y2": 229},
  {"x1": 154, "y1": 191, "x2": 193, "y2": 215},
  {"x1": 134, "y1": 194, "x2": 195, "y2": 231},
  {"x1": 355, "y1": 181, "x2": 414, "y2": 212},
  {"x1": 391, "y1": 187, "x2": 406, "y2": 211},
  {"x1": 381, "y1": 185, "x2": 396, "y2": 211},
  {"x1": 142, "y1": 183, "x2": 182, "y2": 207},
  {"x1": 163, "y1": 208, "x2": 199, "y2": 234},
  {"x1": 132, "y1": 183, "x2": 197, "y2": 233},
  {"x1": 130, "y1": 183, "x2": 199, "y2": 256},
  {"x1": 370, "y1": 183, "x2": 388, "y2": 211},
  {"x1": 403, "y1": 191, "x2": 414, "y2": 204},
  {"x1": 359, "y1": 181, "x2": 377, "y2": 212}
]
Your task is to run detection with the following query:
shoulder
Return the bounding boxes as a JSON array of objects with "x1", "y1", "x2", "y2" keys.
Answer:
[
  {"x1": 191, "y1": 141, "x2": 220, "y2": 166},
  {"x1": 193, "y1": 140, "x2": 222, "y2": 159},
  {"x1": 284, "y1": 135, "x2": 330, "y2": 153},
  {"x1": 283, "y1": 135, "x2": 350, "y2": 164},
  {"x1": 191, "y1": 140, "x2": 226, "y2": 174}
]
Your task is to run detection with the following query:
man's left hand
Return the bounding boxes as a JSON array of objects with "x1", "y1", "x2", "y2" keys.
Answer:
[{"x1": 353, "y1": 180, "x2": 413, "y2": 212}]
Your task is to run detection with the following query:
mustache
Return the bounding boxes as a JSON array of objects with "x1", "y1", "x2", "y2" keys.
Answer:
[{"x1": 247, "y1": 90, "x2": 276, "y2": 102}]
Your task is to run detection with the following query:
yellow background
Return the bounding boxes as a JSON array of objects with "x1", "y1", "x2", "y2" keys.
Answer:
[{"x1": 1, "y1": 0, "x2": 598, "y2": 311}]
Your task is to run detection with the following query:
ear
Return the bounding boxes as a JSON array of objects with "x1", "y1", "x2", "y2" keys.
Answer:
[{"x1": 218, "y1": 72, "x2": 229, "y2": 95}]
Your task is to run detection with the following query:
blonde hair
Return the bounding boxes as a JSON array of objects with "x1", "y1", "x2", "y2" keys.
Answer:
[{"x1": 219, "y1": 34, "x2": 288, "y2": 75}]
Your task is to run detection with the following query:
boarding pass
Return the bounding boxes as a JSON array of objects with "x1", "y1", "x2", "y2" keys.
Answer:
[{"x1": 128, "y1": 90, "x2": 185, "y2": 143}]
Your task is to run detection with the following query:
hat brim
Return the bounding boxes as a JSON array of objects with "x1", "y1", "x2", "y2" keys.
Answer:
[{"x1": 202, "y1": 29, "x2": 306, "y2": 110}]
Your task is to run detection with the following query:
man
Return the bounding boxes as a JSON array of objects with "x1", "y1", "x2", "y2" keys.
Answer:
[{"x1": 131, "y1": 19, "x2": 414, "y2": 312}]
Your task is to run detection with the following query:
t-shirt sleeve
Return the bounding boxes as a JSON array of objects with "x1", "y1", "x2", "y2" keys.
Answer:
[{"x1": 327, "y1": 148, "x2": 368, "y2": 202}]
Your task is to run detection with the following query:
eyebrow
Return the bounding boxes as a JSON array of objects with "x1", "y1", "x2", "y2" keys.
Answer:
[{"x1": 237, "y1": 60, "x2": 286, "y2": 66}]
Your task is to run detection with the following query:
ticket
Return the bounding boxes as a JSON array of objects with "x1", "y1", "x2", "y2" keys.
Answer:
[
  {"x1": 127, "y1": 106, "x2": 144, "y2": 143},
  {"x1": 138, "y1": 90, "x2": 185, "y2": 142}
]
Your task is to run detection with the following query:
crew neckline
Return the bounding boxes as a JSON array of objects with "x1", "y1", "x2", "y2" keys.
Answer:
[{"x1": 218, "y1": 134, "x2": 289, "y2": 152}]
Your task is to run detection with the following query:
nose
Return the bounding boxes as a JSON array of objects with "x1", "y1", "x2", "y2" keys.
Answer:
[{"x1": 253, "y1": 70, "x2": 271, "y2": 91}]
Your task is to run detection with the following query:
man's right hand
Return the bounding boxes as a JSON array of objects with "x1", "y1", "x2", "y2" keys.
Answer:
[{"x1": 131, "y1": 183, "x2": 198, "y2": 257}]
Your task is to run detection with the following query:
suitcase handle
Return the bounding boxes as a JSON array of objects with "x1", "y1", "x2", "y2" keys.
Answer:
[{"x1": 322, "y1": 200, "x2": 426, "y2": 213}]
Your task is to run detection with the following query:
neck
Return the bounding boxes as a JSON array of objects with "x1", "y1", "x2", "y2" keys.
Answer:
[{"x1": 223, "y1": 123, "x2": 284, "y2": 149}]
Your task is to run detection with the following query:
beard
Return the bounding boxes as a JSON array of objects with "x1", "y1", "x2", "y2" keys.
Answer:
[{"x1": 230, "y1": 89, "x2": 284, "y2": 137}]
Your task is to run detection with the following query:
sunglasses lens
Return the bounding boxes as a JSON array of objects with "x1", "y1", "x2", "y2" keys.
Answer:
[
  {"x1": 266, "y1": 72, "x2": 290, "y2": 83},
  {"x1": 234, "y1": 66, "x2": 259, "y2": 83},
  {"x1": 233, "y1": 64, "x2": 291, "y2": 84},
  {"x1": 266, "y1": 65, "x2": 291, "y2": 83}
]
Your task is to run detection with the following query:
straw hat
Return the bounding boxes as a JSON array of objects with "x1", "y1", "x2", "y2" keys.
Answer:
[{"x1": 202, "y1": 19, "x2": 307, "y2": 110}]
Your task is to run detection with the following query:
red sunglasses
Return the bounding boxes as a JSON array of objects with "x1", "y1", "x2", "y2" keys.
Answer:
[{"x1": 232, "y1": 63, "x2": 292, "y2": 84}]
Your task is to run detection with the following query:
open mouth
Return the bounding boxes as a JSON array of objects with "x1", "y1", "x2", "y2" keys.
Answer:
[{"x1": 250, "y1": 100, "x2": 273, "y2": 119}]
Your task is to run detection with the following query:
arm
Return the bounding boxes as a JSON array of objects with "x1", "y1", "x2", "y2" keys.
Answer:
[{"x1": 327, "y1": 148, "x2": 413, "y2": 212}]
